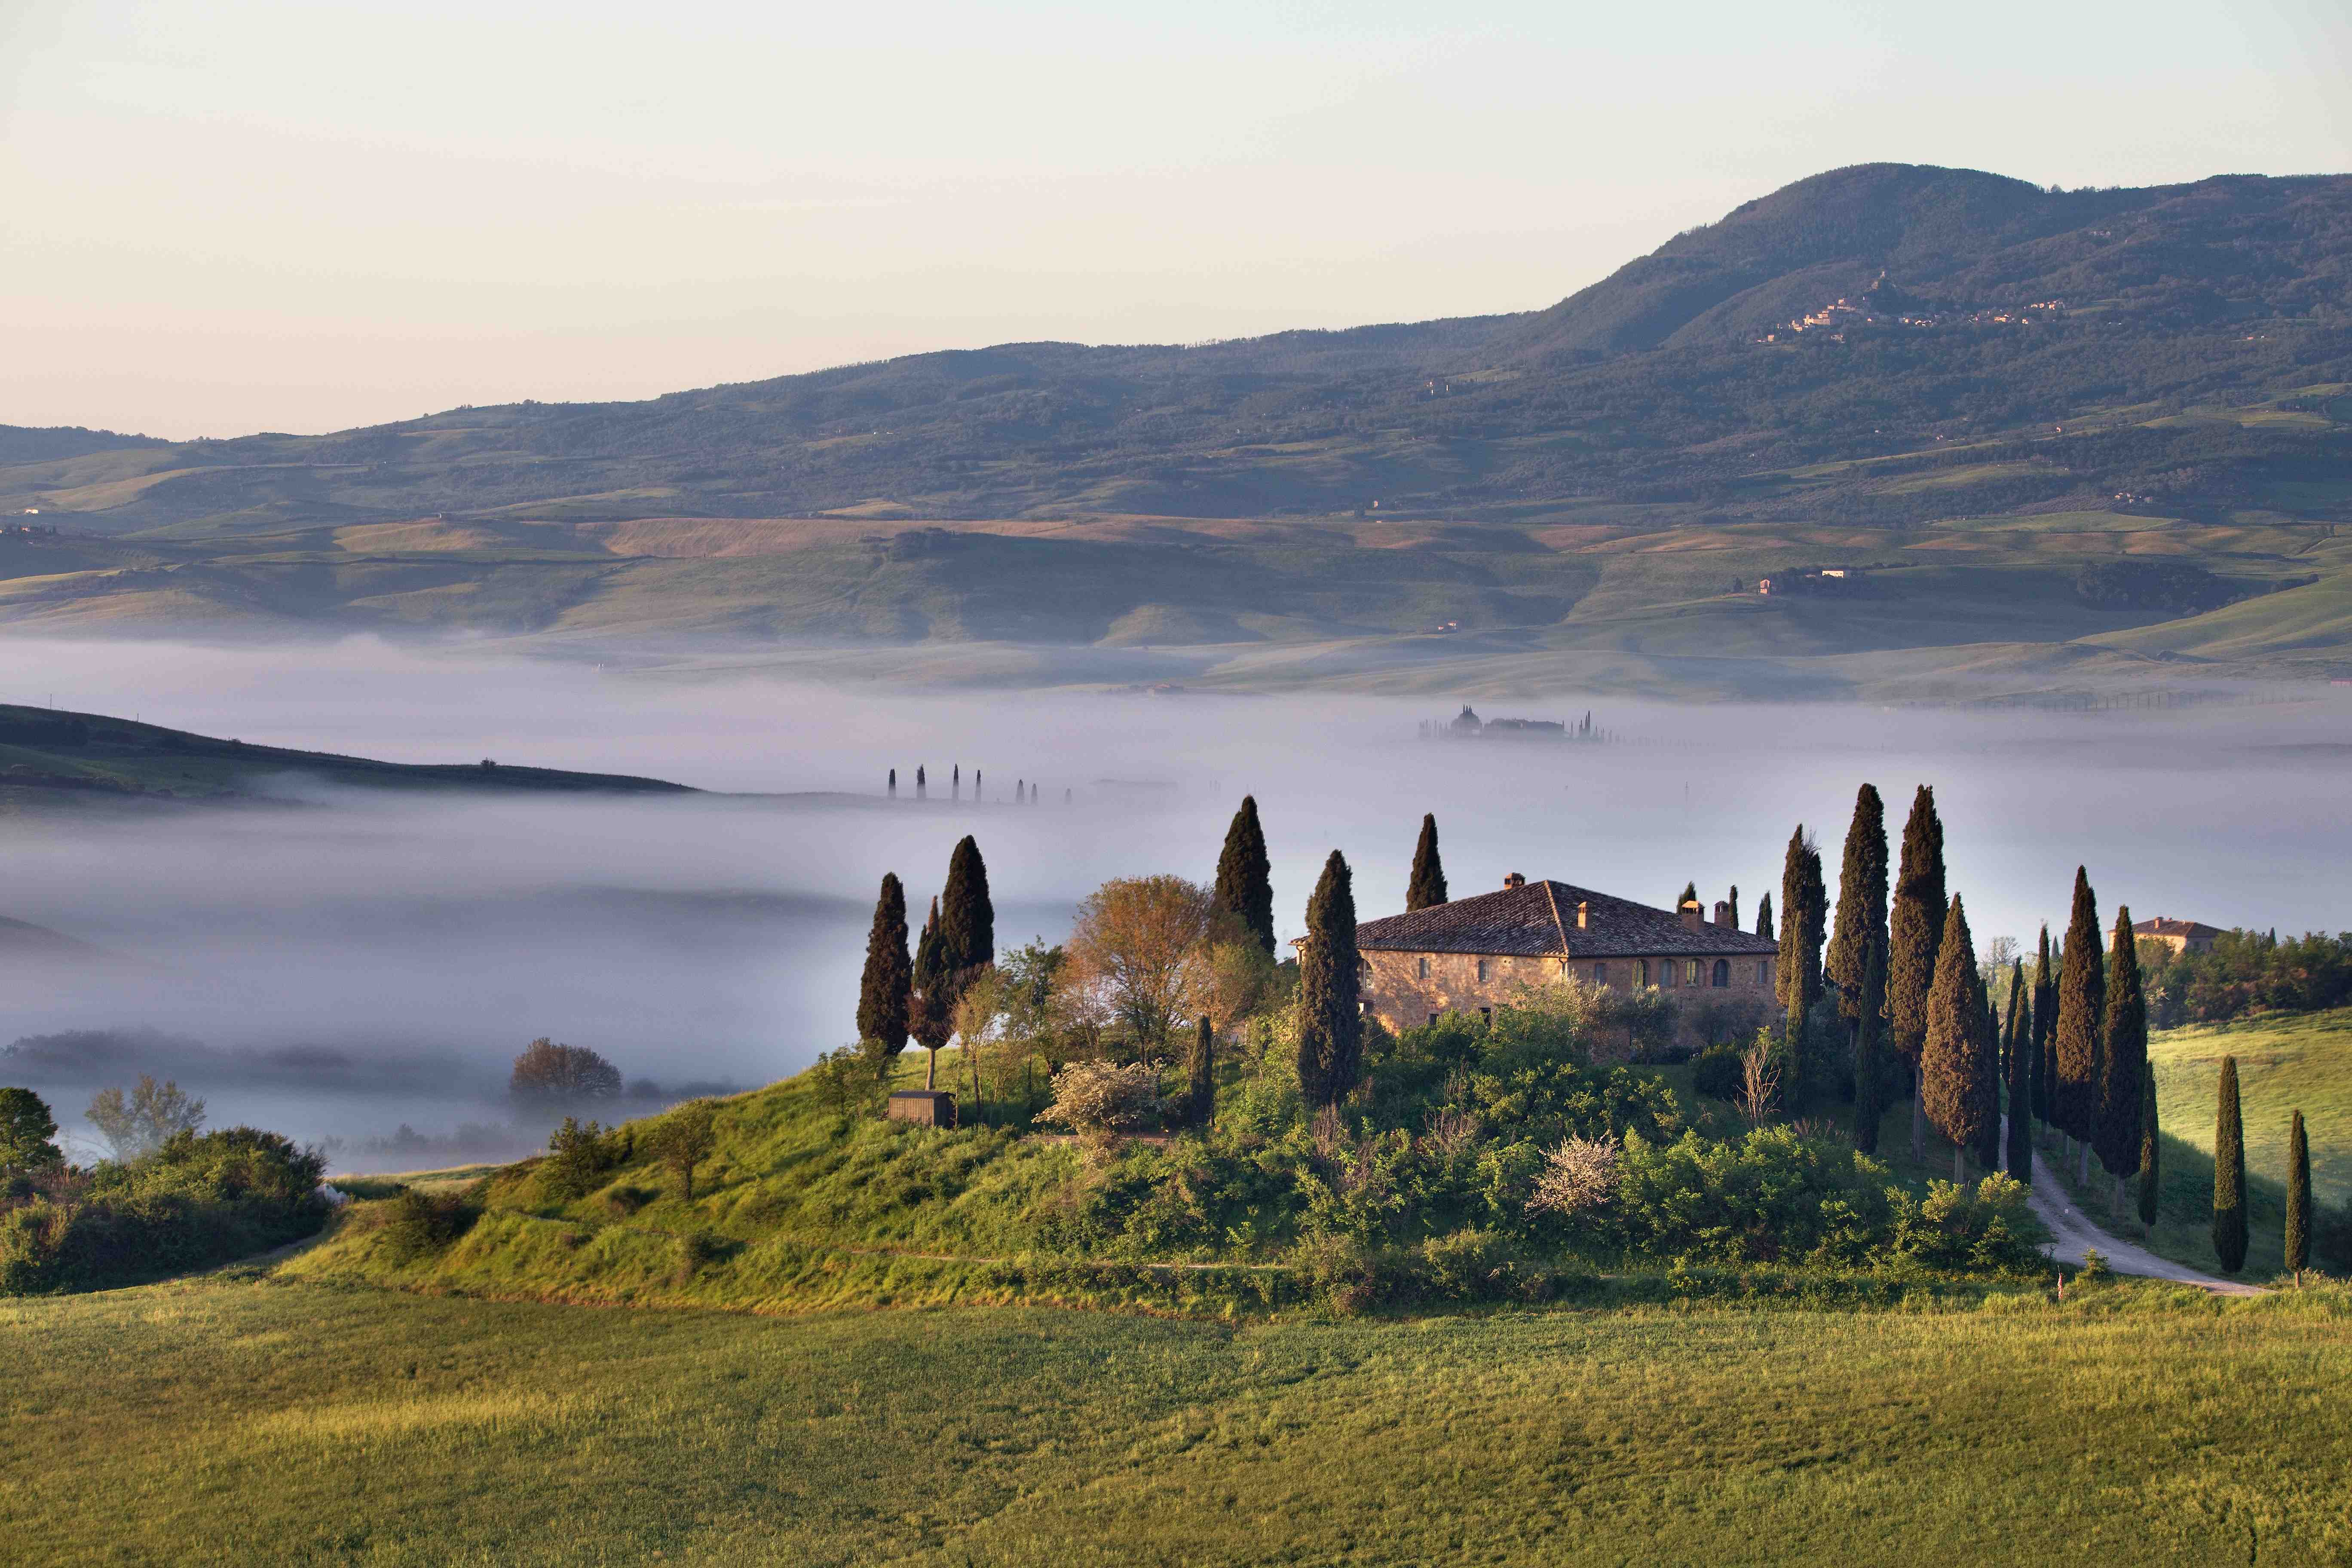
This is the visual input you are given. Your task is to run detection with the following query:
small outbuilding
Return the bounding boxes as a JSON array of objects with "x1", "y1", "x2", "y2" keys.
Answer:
[{"x1": 886, "y1": 1089, "x2": 958, "y2": 1127}]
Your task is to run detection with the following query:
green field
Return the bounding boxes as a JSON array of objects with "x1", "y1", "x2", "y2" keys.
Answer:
[{"x1": 4, "y1": 1271, "x2": 2347, "y2": 1566}]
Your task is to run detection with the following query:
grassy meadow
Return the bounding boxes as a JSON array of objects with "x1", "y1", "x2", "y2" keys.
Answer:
[{"x1": 6, "y1": 1269, "x2": 2349, "y2": 1566}]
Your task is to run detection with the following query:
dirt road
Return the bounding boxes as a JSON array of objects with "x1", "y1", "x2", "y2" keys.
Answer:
[{"x1": 2018, "y1": 1123, "x2": 2263, "y2": 1296}]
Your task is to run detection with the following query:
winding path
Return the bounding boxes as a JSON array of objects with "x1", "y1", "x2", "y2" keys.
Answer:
[{"x1": 2017, "y1": 1124, "x2": 2263, "y2": 1297}]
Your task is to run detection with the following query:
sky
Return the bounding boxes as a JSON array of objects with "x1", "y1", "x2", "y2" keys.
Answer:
[{"x1": 4, "y1": 0, "x2": 2350, "y2": 439}]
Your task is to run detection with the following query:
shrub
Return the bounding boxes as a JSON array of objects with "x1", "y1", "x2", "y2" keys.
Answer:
[
  {"x1": 1691, "y1": 1048, "x2": 1744, "y2": 1101},
  {"x1": 1525, "y1": 1136, "x2": 1619, "y2": 1219},
  {"x1": 1419, "y1": 1227, "x2": 1509, "y2": 1300},
  {"x1": 539, "y1": 1118, "x2": 627, "y2": 1201},
  {"x1": 377, "y1": 1188, "x2": 478, "y2": 1264},
  {"x1": 1038, "y1": 1060, "x2": 1166, "y2": 1135},
  {"x1": 0, "y1": 1087, "x2": 62, "y2": 1176}
]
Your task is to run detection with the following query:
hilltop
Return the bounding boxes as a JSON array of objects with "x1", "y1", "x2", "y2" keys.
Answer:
[
  {"x1": 2, "y1": 163, "x2": 2349, "y2": 691},
  {"x1": 0, "y1": 703, "x2": 692, "y2": 806}
]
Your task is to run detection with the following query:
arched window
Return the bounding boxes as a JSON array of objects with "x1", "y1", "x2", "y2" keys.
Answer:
[
  {"x1": 1637, "y1": 959, "x2": 1651, "y2": 986},
  {"x1": 1684, "y1": 959, "x2": 1702, "y2": 986},
  {"x1": 1591, "y1": 962, "x2": 1608, "y2": 986},
  {"x1": 1476, "y1": 958, "x2": 1489, "y2": 983},
  {"x1": 1657, "y1": 960, "x2": 1675, "y2": 987},
  {"x1": 1712, "y1": 959, "x2": 1730, "y2": 988}
]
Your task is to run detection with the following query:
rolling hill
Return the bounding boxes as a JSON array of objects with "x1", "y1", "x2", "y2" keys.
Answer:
[{"x1": 3, "y1": 162, "x2": 2350, "y2": 692}]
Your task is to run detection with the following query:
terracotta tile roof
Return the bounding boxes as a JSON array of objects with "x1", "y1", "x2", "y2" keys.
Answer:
[
  {"x1": 1355, "y1": 879, "x2": 1779, "y2": 959},
  {"x1": 2133, "y1": 916, "x2": 2224, "y2": 939}
]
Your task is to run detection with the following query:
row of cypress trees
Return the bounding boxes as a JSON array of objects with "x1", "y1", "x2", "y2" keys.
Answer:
[
  {"x1": 2208, "y1": 1055, "x2": 2320, "y2": 1278},
  {"x1": 1217, "y1": 795, "x2": 1364, "y2": 1107},
  {"x1": 855, "y1": 835, "x2": 996, "y2": 1090}
]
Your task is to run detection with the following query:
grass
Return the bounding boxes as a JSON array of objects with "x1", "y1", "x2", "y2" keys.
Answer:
[{"x1": 5, "y1": 1269, "x2": 2349, "y2": 1565}]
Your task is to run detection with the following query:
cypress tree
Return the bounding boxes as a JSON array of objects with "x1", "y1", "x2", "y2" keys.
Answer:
[
  {"x1": 2285, "y1": 1109, "x2": 2311, "y2": 1284},
  {"x1": 937, "y1": 835, "x2": 996, "y2": 975},
  {"x1": 1920, "y1": 895, "x2": 1996, "y2": 1183},
  {"x1": 855, "y1": 873, "x2": 912, "y2": 1064},
  {"x1": 2004, "y1": 960, "x2": 2033, "y2": 1179},
  {"x1": 2031, "y1": 924, "x2": 2056, "y2": 1127},
  {"x1": 2212, "y1": 1055, "x2": 2247, "y2": 1273},
  {"x1": 1188, "y1": 1014, "x2": 1216, "y2": 1130},
  {"x1": 1296, "y1": 850, "x2": 1362, "y2": 1106},
  {"x1": 1775, "y1": 827, "x2": 1825, "y2": 1038},
  {"x1": 916, "y1": 765, "x2": 926, "y2": 799},
  {"x1": 2052, "y1": 868, "x2": 2106, "y2": 1182},
  {"x1": 1727, "y1": 885, "x2": 1740, "y2": 930},
  {"x1": 1406, "y1": 813, "x2": 1448, "y2": 911},
  {"x1": 1825, "y1": 784, "x2": 1890, "y2": 1029},
  {"x1": 1887, "y1": 785, "x2": 1947, "y2": 1158},
  {"x1": 1852, "y1": 933, "x2": 1886, "y2": 1154},
  {"x1": 2094, "y1": 905, "x2": 2147, "y2": 1213},
  {"x1": 1755, "y1": 891, "x2": 1774, "y2": 941},
  {"x1": 910, "y1": 897, "x2": 951, "y2": 1087},
  {"x1": 888, "y1": 767, "x2": 897, "y2": 798},
  {"x1": 1215, "y1": 795, "x2": 1276, "y2": 956},
  {"x1": 2136, "y1": 1060, "x2": 2160, "y2": 1226}
]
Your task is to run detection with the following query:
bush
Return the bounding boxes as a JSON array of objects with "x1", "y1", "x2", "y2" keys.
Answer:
[
  {"x1": 377, "y1": 1188, "x2": 478, "y2": 1264},
  {"x1": 1691, "y1": 1048, "x2": 1744, "y2": 1101},
  {"x1": 1038, "y1": 1060, "x2": 1166, "y2": 1135},
  {"x1": 539, "y1": 1118, "x2": 628, "y2": 1202},
  {"x1": 1419, "y1": 1227, "x2": 1509, "y2": 1300}
]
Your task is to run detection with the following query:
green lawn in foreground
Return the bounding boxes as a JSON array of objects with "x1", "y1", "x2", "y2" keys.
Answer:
[{"x1": 5, "y1": 1273, "x2": 2347, "y2": 1566}]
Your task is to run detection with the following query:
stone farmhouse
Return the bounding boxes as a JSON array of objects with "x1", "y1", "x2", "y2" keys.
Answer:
[
  {"x1": 2133, "y1": 915, "x2": 2224, "y2": 955},
  {"x1": 1348, "y1": 872, "x2": 1780, "y2": 1033}
]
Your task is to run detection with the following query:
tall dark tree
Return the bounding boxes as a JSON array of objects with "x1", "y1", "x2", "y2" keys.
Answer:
[
  {"x1": 2212, "y1": 1055, "x2": 2248, "y2": 1273},
  {"x1": 1406, "y1": 813, "x2": 1448, "y2": 911},
  {"x1": 1755, "y1": 891, "x2": 1774, "y2": 941},
  {"x1": 2031, "y1": 924, "x2": 2057, "y2": 1127},
  {"x1": 1215, "y1": 795, "x2": 1276, "y2": 956},
  {"x1": 1677, "y1": 879, "x2": 1700, "y2": 912},
  {"x1": 1852, "y1": 934, "x2": 1887, "y2": 1154},
  {"x1": 1295, "y1": 850, "x2": 1362, "y2": 1106},
  {"x1": 938, "y1": 835, "x2": 996, "y2": 976},
  {"x1": 2135, "y1": 1060, "x2": 2160, "y2": 1226},
  {"x1": 2094, "y1": 906, "x2": 2148, "y2": 1214},
  {"x1": 916, "y1": 764, "x2": 927, "y2": 799},
  {"x1": 2004, "y1": 960, "x2": 2033, "y2": 1180},
  {"x1": 1188, "y1": 1014, "x2": 1216, "y2": 1130},
  {"x1": 1825, "y1": 784, "x2": 1890, "y2": 1023},
  {"x1": 1726, "y1": 885, "x2": 1740, "y2": 930},
  {"x1": 1887, "y1": 785, "x2": 1947, "y2": 1158},
  {"x1": 2052, "y1": 867, "x2": 2106, "y2": 1182},
  {"x1": 856, "y1": 873, "x2": 913, "y2": 1065},
  {"x1": 888, "y1": 767, "x2": 897, "y2": 798},
  {"x1": 1775, "y1": 826, "x2": 1825, "y2": 1038},
  {"x1": 1921, "y1": 895, "x2": 1997, "y2": 1182},
  {"x1": 910, "y1": 897, "x2": 952, "y2": 1087},
  {"x1": 2285, "y1": 1108, "x2": 2311, "y2": 1284}
]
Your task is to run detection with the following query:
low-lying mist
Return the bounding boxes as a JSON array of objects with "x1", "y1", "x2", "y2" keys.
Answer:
[{"x1": 3, "y1": 637, "x2": 2346, "y2": 1166}]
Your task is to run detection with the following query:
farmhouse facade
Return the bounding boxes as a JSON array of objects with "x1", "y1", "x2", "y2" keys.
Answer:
[
  {"x1": 1349, "y1": 873, "x2": 1779, "y2": 1032},
  {"x1": 2132, "y1": 915, "x2": 2224, "y2": 954}
]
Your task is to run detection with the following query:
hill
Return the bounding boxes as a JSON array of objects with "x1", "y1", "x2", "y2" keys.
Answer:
[
  {"x1": 4, "y1": 163, "x2": 2351, "y2": 690},
  {"x1": 0, "y1": 703, "x2": 693, "y2": 805}
]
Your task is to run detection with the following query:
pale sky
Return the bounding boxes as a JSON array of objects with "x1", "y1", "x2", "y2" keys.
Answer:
[{"x1": 4, "y1": 0, "x2": 2349, "y2": 440}]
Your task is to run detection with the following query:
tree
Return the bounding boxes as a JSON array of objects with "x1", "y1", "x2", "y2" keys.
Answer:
[
  {"x1": 0, "y1": 1087, "x2": 62, "y2": 1175},
  {"x1": 646, "y1": 1101, "x2": 719, "y2": 1201},
  {"x1": 1677, "y1": 879, "x2": 1699, "y2": 911},
  {"x1": 2094, "y1": 906, "x2": 2148, "y2": 1213},
  {"x1": 2052, "y1": 867, "x2": 2106, "y2": 1181},
  {"x1": 86, "y1": 1075, "x2": 206, "y2": 1161},
  {"x1": 1295, "y1": 850, "x2": 1362, "y2": 1106},
  {"x1": 938, "y1": 835, "x2": 996, "y2": 977},
  {"x1": 2135, "y1": 1060, "x2": 2160, "y2": 1226},
  {"x1": 951, "y1": 968, "x2": 1006, "y2": 1119},
  {"x1": 2212, "y1": 1055, "x2": 2247, "y2": 1273},
  {"x1": 1188, "y1": 1014, "x2": 1215, "y2": 1130},
  {"x1": 1921, "y1": 895, "x2": 1996, "y2": 1182},
  {"x1": 910, "y1": 896, "x2": 953, "y2": 1085},
  {"x1": 1406, "y1": 813, "x2": 1448, "y2": 911},
  {"x1": 2031, "y1": 924, "x2": 2057, "y2": 1127},
  {"x1": 856, "y1": 872, "x2": 913, "y2": 1064},
  {"x1": 1214, "y1": 795, "x2": 1276, "y2": 956},
  {"x1": 2285, "y1": 1108, "x2": 2311, "y2": 1284},
  {"x1": 1775, "y1": 827, "x2": 1825, "y2": 1050},
  {"x1": 509, "y1": 1039, "x2": 622, "y2": 1106},
  {"x1": 1825, "y1": 784, "x2": 1890, "y2": 1024},
  {"x1": 1061, "y1": 875, "x2": 1233, "y2": 1056},
  {"x1": 1886, "y1": 785, "x2": 1946, "y2": 1159},
  {"x1": 1754, "y1": 891, "x2": 1774, "y2": 941},
  {"x1": 2003, "y1": 961, "x2": 2033, "y2": 1180},
  {"x1": 1851, "y1": 934, "x2": 1887, "y2": 1154}
]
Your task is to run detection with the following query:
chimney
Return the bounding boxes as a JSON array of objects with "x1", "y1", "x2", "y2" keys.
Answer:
[
  {"x1": 1502, "y1": 871, "x2": 1526, "y2": 891},
  {"x1": 1680, "y1": 900, "x2": 1702, "y2": 931},
  {"x1": 1576, "y1": 900, "x2": 1588, "y2": 930},
  {"x1": 1713, "y1": 900, "x2": 1731, "y2": 928}
]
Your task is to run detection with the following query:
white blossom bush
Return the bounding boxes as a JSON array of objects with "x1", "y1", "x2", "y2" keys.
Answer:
[
  {"x1": 1525, "y1": 1135, "x2": 1620, "y2": 1218},
  {"x1": 1037, "y1": 1060, "x2": 1166, "y2": 1135}
]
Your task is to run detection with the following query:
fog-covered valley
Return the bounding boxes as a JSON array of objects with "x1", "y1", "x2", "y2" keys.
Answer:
[{"x1": 2, "y1": 637, "x2": 2346, "y2": 1166}]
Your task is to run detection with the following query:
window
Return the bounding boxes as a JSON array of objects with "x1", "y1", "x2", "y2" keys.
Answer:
[
  {"x1": 1476, "y1": 958, "x2": 1489, "y2": 983},
  {"x1": 1591, "y1": 962, "x2": 1608, "y2": 986},
  {"x1": 1712, "y1": 959, "x2": 1730, "y2": 989},
  {"x1": 1684, "y1": 959, "x2": 1702, "y2": 986},
  {"x1": 1636, "y1": 959, "x2": 1651, "y2": 986},
  {"x1": 1757, "y1": 959, "x2": 1771, "y2": 985},
  {"x1": 1478, "y1": 1007, "x2": 1491, "y2": 1023},
  {"x1": 1657, "y1": 960, "x2": 1674, "y2": 987},
  {"x1": 1429, "y1": 1012, "x2": 1441, "y2": 1026},
  {"x1": 1417, "y1": 956, "x2": 1430, "y2": 980}
]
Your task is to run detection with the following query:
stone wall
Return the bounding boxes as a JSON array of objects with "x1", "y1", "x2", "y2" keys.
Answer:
[{"x1": 1361, "y1": 948, "x2": 1777, "y2": 1034}]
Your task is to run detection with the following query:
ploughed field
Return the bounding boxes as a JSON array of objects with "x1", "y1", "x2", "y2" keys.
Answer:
[{"x1": 4, "y1": 1271, "x2": 2346, "y2": 1566}]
